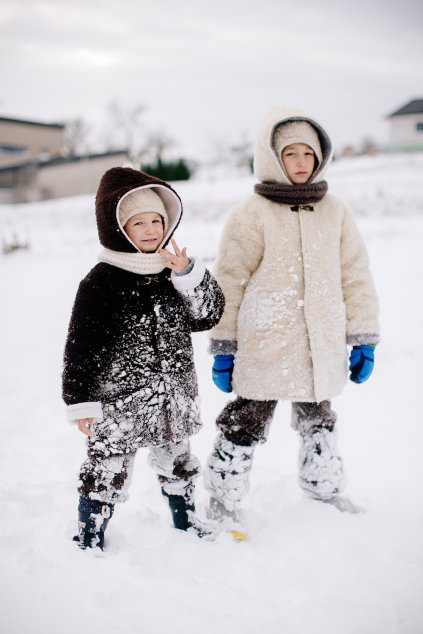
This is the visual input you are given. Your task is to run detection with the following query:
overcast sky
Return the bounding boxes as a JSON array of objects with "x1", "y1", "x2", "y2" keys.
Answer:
[{"x1": 1, "y1": 0, "x2": 422, "y2": 159}]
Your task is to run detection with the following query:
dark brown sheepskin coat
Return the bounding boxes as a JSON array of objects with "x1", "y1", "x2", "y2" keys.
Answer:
[{"x1": 62, "y1": 168, "x2": 225, "y2": 447}]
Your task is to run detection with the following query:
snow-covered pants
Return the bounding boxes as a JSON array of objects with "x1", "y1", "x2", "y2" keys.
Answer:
[
  {"x1": 291, "y1": 401, "x2": 337, "y2": 434},
  {"x1": 292, "y1": 401, "x2": 344, "y2": 500},
  {"x1": 204, "y1": 397, "x2": 337, "y2": 510},
  {"x1": 79, "y1": 437, "x2": 201, "y2": 504}
]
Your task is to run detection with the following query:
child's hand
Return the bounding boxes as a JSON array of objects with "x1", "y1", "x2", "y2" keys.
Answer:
[
  {"x1": 212, "y1": 354, "x2": 234, "y2": 392},
  {"x1": 159, "y1": 239, "x2": 189, "y2": 274},
  {"x1": 77, "y1": 417, "x2": 94, "y2": 437},
  {"x1": 349, "y1": 345, "x2": 375, "y2": 383}
]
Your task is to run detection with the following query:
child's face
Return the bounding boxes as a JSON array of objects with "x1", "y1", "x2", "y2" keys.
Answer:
[
  {"x1": 281, "y1": 143, "x2": 315, "y2": 184},
  {"x1": 124, "y1": 212, "x2": 164, "y2": 252}
]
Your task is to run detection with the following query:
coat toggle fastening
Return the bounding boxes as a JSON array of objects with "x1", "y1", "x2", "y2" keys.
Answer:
[{"x1": 290, "y1": 204, "x2": 314, "y2": 212}]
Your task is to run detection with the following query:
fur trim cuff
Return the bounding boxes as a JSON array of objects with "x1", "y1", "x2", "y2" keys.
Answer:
[
  {"x1": 171, "y1": 257, "x2": 206, "y2": 291},
  {"x1": 66, "y1": 402, "x2": 103, "y2": 424},
  {"x1": 209, "y1": 339, "x2": 238, "y2": 355},
  {"x1": 347, "y1": 333, "x2": 380, "y2": 346}
]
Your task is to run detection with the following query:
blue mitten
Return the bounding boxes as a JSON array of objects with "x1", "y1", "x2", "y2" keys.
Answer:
[
  {"x1": 349, "y1": 345, "x2": 375, "y2": 384},
  {"x1": 212, "y1": 354, "x2": 234, "y2": 393}
]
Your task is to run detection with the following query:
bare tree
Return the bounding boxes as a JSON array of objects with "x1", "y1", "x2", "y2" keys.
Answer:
[
  {"x1": 229, "y1": 131, "x2": 253, "y2": 168},
  {"x1": 63, "y1": 117, "x2": 91, "y2": 156},
  {"x1": 207, "y1": 132, "x2": 252, "y2": 169},
  {"x1": 208, "y1": 135, "x2": 232, "y2": 166},
  {"x1": 144, "y1": 130, "x2": 175, "y2": 163},
  {"x1": 107, "y1": 101, "x2": 146, "y2": 163}
]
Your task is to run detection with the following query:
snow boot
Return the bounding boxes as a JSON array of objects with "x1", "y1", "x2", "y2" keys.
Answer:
[
  {"x1": 204, "y1": 434, "x2": 255, "y2": 513},
  {"x1": 161, "y1": 482, "x2": 216, "y2": 539},
  {"x1": 297, "y1": 427, "x2": 346, "y2": 500},
  {"x1": 206, "y1": 496, "x2": 247, "y2": 541},
  {"x1": 73, "y1": 497, "x2": 114, "y2": 551},
  {"x1": 206, "y1": 496, "x2": 240, "y2": 524}
]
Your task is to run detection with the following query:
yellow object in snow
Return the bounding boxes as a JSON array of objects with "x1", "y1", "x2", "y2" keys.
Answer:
[{"x1": 230, "y1": 529, "x2": 247, "y2": 541}]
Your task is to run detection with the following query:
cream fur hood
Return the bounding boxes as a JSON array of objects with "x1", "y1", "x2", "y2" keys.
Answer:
[
  {"x1": 210, "y1": 107, "x2": 380, "y2": 403},
  {"x1": 253, "y1": 106, "x2": 333, "y2": 185}
]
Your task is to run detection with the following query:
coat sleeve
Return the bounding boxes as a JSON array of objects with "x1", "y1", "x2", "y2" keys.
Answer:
[
  {"x1": 171, "y1": 258, "x2": 225, "y2": 332},
  {"x1": 340, "y1": 206, "x2": 380, "y2": 345},
  {"x1": 62, "y1": 273, "x2": 111, "y2": 407},
  {"x1": 209, "y1": 202, "x2": 265, "y2": 347}
]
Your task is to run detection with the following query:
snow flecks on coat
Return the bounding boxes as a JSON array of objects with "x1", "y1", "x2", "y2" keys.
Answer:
[
  {"x1": 63, "y1": 263, "x2": 225, "y2": 448},
  {"x1": 211, "y1": 108, "x2": 379, "y2": 403},
  {"x1": 177, "y1": 277, "x2": 219, "y2": 331}
]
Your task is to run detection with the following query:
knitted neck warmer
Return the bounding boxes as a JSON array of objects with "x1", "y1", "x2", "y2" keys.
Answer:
[
  {"x1": 254, "y1": 180, "x2": 328, "y2": 205},
  {"x1": 98, "y1": 248, "x2": 166, "y2": 275}
]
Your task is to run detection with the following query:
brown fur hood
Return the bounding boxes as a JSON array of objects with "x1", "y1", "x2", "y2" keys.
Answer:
[{"x1": 95, "y1": 167, "x2": 183, "y2": 253}]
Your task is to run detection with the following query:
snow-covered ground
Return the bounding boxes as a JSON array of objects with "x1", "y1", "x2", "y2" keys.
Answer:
[{"x1": 1, "y1": 153, "x2": 423, "y2": 634}]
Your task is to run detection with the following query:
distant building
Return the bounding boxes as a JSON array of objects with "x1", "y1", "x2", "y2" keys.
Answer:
[
  {"x1": 387, "y1": 99, "x2": 423, "y2": 151},
  {"x1": 0, "y1": 115, "x2": 129, "y2": 203},
  {"x1": 0, "y1": 116, "x2": 65, "y2": 167},
  {"x1": 0, "y1": 150, "x2": 130, "y2": 203}
]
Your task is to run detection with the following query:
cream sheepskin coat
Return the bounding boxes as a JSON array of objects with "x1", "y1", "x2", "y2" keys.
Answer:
[{"x1": 210, "y1": 107, "x2": 380, "y2": 403}]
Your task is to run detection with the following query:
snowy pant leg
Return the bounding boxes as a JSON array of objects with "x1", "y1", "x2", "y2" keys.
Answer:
[
  {"x1": 291, "y1": 400, "x2": 337, "y2": 434},
  {"x1": 78, "y1": 408, "x2": 146, "y2": 503},
  {"x1": 292, "y1": 401, "x2": 346, "y2": 500},
  {"x1": 204, "y1": 397, "x2": 277, "y2": 512},
  {"x1": 78, "y1": 447, "x2": 136, "y2": 504},
  {"x1": 149, "y1": 440, "x2": 213, "y2": 537},
  {"x1": 214, "y1": 396, "x2": 277, "y2": 446},
  {"x1": 148, "y1": 439, "x2": 201, "y2": 496}
]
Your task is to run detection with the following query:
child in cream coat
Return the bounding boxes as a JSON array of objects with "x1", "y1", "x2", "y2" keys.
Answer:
[{"x1": 205, "y1": 107, "x2": 379, "y2": 521}]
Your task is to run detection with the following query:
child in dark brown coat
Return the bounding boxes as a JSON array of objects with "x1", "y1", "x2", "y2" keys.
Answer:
[{"x1": 63, "y1": 167, "x2": 224, "y2": 550}]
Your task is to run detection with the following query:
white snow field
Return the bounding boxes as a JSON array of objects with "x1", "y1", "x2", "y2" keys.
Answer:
[{"x1": 1, "y1": 153, "x2": 423, "y2": 634}]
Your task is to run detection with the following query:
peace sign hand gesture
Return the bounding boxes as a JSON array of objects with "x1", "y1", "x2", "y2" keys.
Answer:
[{"x1": 159, "y1": 239, "x2": 189, "y2": 274}]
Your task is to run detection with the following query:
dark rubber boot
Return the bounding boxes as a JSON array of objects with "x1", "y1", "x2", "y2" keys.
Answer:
[
  {"x1": 73, "y1": 497, "x2": 114, "y2": 551},
  {"x1": 161, "y1": 483, "x2": 216, "y2": 539}
]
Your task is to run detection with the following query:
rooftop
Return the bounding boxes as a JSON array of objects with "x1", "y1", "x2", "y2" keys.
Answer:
[
  {"x1": 0, "y1": 115, "x2": 65, "y2": 129},
  {"x1": 0, "y1": 149, "x2": 129, "y2": 173},
  {"x1": 387, "y1": 99, "x2": 423, "y2": 118}
]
